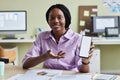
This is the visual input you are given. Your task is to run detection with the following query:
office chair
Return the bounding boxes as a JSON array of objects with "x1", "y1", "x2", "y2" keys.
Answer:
[{"x1": 0, "y1": 46, "x2": 16, "y2": 65}]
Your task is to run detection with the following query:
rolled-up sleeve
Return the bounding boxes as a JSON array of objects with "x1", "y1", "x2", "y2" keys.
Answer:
[{"x1": 22, "y1": 37, "x2": 41, "y2": 65}]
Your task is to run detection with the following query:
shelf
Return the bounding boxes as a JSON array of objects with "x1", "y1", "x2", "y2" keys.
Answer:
[
  {"x1": 0, "y1": 39, "x2": 35, "y2": 43},
  {"x1": 93, "y1": 37, "x2": 120, "y2": 45},
  {"x1": 1, "y1": 37, "x2": 120, "y2": 45}
]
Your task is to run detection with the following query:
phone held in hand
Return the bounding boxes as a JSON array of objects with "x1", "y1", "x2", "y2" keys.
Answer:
[{"x1": 79, "y1": 36, "x2": 92, "y2": 58}]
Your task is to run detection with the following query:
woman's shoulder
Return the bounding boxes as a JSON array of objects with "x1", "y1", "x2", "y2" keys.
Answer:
[
  {"x1": 37, "y1": 31, "x2": 51, "y2": 38},
  {"x1": 68, "y1": 29, "x2": 82, "y2": 38}
]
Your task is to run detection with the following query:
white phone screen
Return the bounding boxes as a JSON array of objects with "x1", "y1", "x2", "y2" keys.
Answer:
[{"x1": 79, "y1": 36, "x2": 92, "y2": 57}]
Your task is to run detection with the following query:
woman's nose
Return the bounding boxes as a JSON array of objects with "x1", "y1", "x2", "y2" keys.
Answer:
[{"x1": 54, "y1": 18, "x2": 59, "y2": 22}]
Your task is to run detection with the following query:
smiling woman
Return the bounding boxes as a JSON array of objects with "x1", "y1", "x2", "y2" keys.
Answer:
[
  {"x1": 48, "y1": 8, "x2": 66, "y2": 43},
  {"x1": 22, "y1": 4, "x2": 94, "y2": 73}
]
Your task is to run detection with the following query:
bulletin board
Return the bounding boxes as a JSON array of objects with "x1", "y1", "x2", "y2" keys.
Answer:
[{"x1": 78, "y1": 6, "x2": 98, "y2": 36}]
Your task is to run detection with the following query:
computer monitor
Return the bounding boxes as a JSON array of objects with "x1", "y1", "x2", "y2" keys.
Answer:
[
  {"x1": 0, "y1": 10, "x2": 27, "y2": 39},
  {"x1": 92, "y1": 16, "x2": 119, "y2": 33}
]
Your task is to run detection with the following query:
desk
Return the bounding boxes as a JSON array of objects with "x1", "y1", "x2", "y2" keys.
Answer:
[
  {"x1": 1, "y1": 65, "x2": 120, "y2": 80},
  {"x1": 0, "y1": 65, "x2": 78, "y2": 80}
]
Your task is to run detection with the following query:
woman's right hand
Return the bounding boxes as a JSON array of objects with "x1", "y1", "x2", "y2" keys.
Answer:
[{"x1": 46, "y1": 49, "x2": 65, "y2": 59}]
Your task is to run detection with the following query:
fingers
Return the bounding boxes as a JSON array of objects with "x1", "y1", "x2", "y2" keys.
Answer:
[
  {"x1": 47, "y1": 49, "x2": 52, "y2": 53},
  {"x1": 57, "y1": 51, "x2": 65, "y2": 58},
  {"x1": 82, "y1": 44, "x2": 94, "y2": 61},
  {"x1": 89, "y1": 48, "x2": 94, "y2": 54},
  {"x1": 58, "y1": 51, "x2": 65, "y2": 56},
  {"x1": 47, "y1": 49, "x2": 65, "y2": 59},
  {"x1": 90, "y1": 43, "x2": 95, "y2": 50}
]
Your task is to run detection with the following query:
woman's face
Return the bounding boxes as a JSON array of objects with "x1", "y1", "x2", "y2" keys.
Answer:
[{"x1": 48, "y1": 8, "x2": 66, "y2": 33}]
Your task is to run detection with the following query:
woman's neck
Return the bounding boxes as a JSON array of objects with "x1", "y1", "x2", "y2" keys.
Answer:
[{"x1": 52, "y1": 29, "x2": 66, "y2": 43}]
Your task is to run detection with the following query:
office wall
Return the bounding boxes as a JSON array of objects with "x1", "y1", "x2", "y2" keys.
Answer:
[
  {"x1": 0, "y1": 0, "x2": 120, "y2": 72},
  {"x1": 1, "y1": 0, "x2": 120, "y2": 37}
]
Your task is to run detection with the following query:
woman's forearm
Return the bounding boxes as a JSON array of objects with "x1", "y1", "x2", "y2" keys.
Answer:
[{"x1": 23, "y1": 53, "x2": 49, "y2": 69}]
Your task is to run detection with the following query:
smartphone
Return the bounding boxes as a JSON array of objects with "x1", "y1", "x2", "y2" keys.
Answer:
[{"x1": 79, "y1": 36, "x2": 92, "y2": 57}]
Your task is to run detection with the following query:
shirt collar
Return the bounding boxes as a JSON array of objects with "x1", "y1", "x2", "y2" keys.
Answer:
[
  {"x1": 43, "y1": 29, "x2": 74, "y2": 40},
  {"x1": 43, "y1": 31, "x2": 52, "y2": 39},
  {"x1": 63, "y1": 29, "x2": 74, "y2": 40}
]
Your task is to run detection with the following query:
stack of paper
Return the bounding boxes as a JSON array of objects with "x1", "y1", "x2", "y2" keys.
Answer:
[{"x1": 94, "y1": 74, "x2": 117, "y2": 80}]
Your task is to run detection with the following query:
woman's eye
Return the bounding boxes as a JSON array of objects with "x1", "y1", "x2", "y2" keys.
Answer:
[
  {"x1": 49, "y1": 17, "x2": 54, "y2": 20},
  {"x1": 58, "y1": 17, "x2": 62, "y2": 20},
  {"x1": 49, "y1": 16, "x2": 64, "y2": 21}
]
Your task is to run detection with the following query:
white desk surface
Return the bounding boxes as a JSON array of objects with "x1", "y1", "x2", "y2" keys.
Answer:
[
  {"x1": 1, "y1": 65, "x2": 120, "y2": 80},
  {"x1": 0, "y1": 37, "x2": 120, "y2": 45},
  {"x1": 92, "y1": 37, "x2": 120, "y2": 45},
  {"x1": 0, "y1": 38, "x2": 35, "y2": 43},
  {"x1": 0, "y1": 65, "x2": 88, "y2": 79}
]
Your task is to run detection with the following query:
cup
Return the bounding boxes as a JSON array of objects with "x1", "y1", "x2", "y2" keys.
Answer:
[{"x1": 0, "y1": 61, "x2": 5, "y2": 76}]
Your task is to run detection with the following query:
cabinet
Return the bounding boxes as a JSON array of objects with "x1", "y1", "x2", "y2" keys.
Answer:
[{"x1": 90, "y1": 49, "x2": 100, "y2": 73}]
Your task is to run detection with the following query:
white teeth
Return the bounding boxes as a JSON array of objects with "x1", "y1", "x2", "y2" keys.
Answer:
[{"x1": 53, "y1": 25, "x2": 59, "y2": 27}]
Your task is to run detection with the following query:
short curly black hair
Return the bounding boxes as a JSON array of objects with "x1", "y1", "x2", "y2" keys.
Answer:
[{"x1": 46, "y1": 4, "x2": 71, "y2": 29}]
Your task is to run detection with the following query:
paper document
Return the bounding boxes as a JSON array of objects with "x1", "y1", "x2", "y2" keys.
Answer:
[
  {"x1": 94, "y1": 74, "x2": 117, "y2": 80},
  {"x1": 52, "y1": 74, "x2": 92, "y2": 80},
  {"x1": 7, "y1": 69, "x2": 63, "y2": 80}
]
